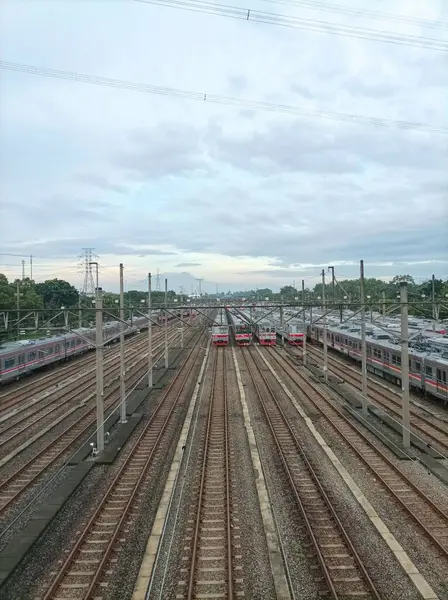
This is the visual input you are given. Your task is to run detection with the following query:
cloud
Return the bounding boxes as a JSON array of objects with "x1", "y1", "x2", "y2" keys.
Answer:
[
  {"x1": 75, "y1": 173, "x2": 129, "y2": 193},
  {"x1": 112, "y1": 123, "x2": 212, "y2": 180},
  {"x1": 228, "y1": 75, "x2": 247, "y2": 94},
  {"x1": 0, "y1": 0, "x2": 447, "y2": 290}
]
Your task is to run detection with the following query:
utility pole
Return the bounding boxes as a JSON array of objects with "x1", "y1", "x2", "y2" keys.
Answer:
[
  {"x1": 164, "y1": 278, "x2": 169, "y2": 369},
  {"x1": 148, "y1": 273, "x2": 153, "y2": 388},
  {"x1": 302, "y1": 279, "x2": 307, "y2": 365},
  {"x1": 30, "y1": 255, "x2": 33, "y2": 281},
  {"x1": 280, "y1": 294, "x2": 284, "y2": 347},
  {"x1": 322, "y1": 270, "x2": 328, "y2": 383},
  {"x1": 16, "y1": 281, "x2": 21, "y2": 339},
  {"x1": 196, "y1": 278, "x2": 204, "y2": 297},
  {"x1": 95, "y1": 287, "x2": 104, "y2": 452},
  {"x1": 400, "y1": 281, "x2": 410, "y2": 449},
  {"x1": 21, "y1": 259, "x2": 25, "y2": 280},
  {"x1": 78, "y1": 296, "x2": 82, "y2": 328},
  {"x1": 432, "y1": 274, "x2": 436, "y2": 332},
  {"x1": 180, "y1": 311, "x2": 184, "y2": 348},
  {"x1": 382, "y1": 291, "x2": 386, "y2": 316},
  {"x1": 119, "y1": 264, "x2": 126, "y2": 423},
  {"x1": 328, "y1": 266, "x2": 335, "y2": 305},
  {"x1": 360, "y1": 260, "x2": 368, "y2": 414}
]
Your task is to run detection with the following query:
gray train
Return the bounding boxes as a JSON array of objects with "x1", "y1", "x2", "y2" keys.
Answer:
[
  {"x1": 309, "y1": 321, "x2": 448, "y2": 403},
  {"x1": 0, "y1": 312, "x2": 157, "y2": 385}
]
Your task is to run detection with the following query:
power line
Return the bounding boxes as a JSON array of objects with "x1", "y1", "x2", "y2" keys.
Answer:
[
  {"x1": 134, "y1": 0, "x2": 448, "y2": 51},
  {"x1": 1, "y1": 61, "x2": 447, "y2": 134},
  {"x1": 257, "y1": 0, "x2": 448, "y2": 31}
]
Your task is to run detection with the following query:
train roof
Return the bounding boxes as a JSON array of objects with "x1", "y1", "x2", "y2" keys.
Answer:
[
  {"x1": 0, "y1": 333, "x2": 68, "y2": 355},
  {"x1": 319, "y1": 321, "x2": 448, "y2": 366}
]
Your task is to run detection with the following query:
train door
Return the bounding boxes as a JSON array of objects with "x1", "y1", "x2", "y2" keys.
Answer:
[
  {"x1": 437, "y1": 368, "x2": 447, "y2": 397},
  {"x1": 330, "y1": 333, "x2": 335, "y2": 348}
]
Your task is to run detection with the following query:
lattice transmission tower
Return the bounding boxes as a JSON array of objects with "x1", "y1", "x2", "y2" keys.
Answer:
[
  {"x1": 78, "y1": 248, "x2": 98, "y2": 296},
  {"x1": 155, "y1": 268, "x2": 161, "y2": 292}
]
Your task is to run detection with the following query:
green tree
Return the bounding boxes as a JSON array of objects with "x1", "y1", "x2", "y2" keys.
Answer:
[
  {"x1": 35, "y1": 278, "x2": 79, "y2": 309},
  {"x1": 280, "y1": 285, "x2": 298, "y2": 299},
  {"x1": 391, "y1": 274, "x2": 415, "y2": 286},
  {"x1": 0, "y1": 273, "x2": 14, "y2": 309}
]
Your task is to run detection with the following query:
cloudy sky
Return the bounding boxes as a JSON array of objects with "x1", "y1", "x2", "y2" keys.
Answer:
[{"x1": 0, "y1": 0, "x2": 447, "y2": 293}]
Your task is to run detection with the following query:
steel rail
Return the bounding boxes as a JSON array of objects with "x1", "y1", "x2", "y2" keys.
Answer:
[
  {"x1": 186, "y1": 349, "x2": 234, "y2": 599},
  {"x1": 242, "y1": 347, "x2": 380, "y2": 599},
  {"x1": 303, "y1": 345, "x2": 448, "y2": 451},
  {"x1": 0, "y1": 342, "x2": 143, "y2": 450},
  {"x1": 268, "y1": 347, "x2": 448, "y2": 558},
  {"x1": 0, "y1": 317, "x2": 184, "y2": 407},
  {"x1": 0, "y1": 326, "x2": 176, "y2": 449},
  {"x1": 0, "y1": 330, "x2": 183, "y2": 515},
  {"x1": 42, "y1": 329, "x2": 207, "y2": 600},
  {"x1": 0, "y1": 321, "x2": 179, "y2": 416}
]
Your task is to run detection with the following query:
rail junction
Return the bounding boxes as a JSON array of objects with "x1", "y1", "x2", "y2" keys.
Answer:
[{"x1": 0, "y1": 281, "x2": 447, "y2": 600}]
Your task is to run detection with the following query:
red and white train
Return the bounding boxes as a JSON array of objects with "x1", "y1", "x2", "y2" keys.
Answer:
[
  {"x1": 211, "y1": 313, "x2": 229, "y2": 346},
  {"x1": 227, "y1": 310, "x2": 252, "y2": 346},
  {"x1": 255, "y1": 321, "x2": 276, "y2": 345}
]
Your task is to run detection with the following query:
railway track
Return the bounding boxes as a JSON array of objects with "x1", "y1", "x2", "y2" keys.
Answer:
[
  {"x1": 0, "y1": 320, "x2": 180, "y2": 413},
  {"x1": 0, "y1": 330, "x2": 189, "y2": 517},
  {"x1": 0, "y1": 323, "x2": 177, "y2": 418},
  {"x1": 0, "y1": 327, "x2": 180, "y2": 455},
  {"x1": 266, "y1": 347, "x2": 448, "y2": 559},
  {"x1": 177, "y1": 348, "x2": 241, "y2": 600},
  {"x1": 39, "y1": 330, "x2": 207, "y2": 600},
  {"x1": 242, "y1": 347, "x2": 381, "y2": 599},
  {"x1": 303, "y1": 345, "x2": 448, "y2": 455},
  {"x1": 0, "y1": 357, "x2": 94, "y2": 413}
]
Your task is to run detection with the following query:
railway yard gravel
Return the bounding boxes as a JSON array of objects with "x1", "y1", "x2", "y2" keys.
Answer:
[
  {"x1": 288, "y1": 359, "x2": 448, "y2": 598},
  {"x1": 240, "y1": 354, "x2": 323, "y2": 599},
  {"x1": 149, "y1": 347, "x2": 277, "y2": 600},
  {"x1": 1, "y1": 336, "x2": 447, "y2": 600},
  {"x1": 0, "y1": 339, "x2": 199, "y2": 600},
  {"x1": 257, "y1": 355, "x2": 422, "y2": 599}
]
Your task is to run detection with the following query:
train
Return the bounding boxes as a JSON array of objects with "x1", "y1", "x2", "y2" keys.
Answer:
[
  {"x1": 236, "y1": 309, "x2": 275, "y2": 346},
  {"x1": 211, "y1": 312, "x2": 229, "y2": 346},
  {"x1": 158, "y1": 311, "x2": 178, "y2": 324},
  {"x1": 259, "y1": 311, "x2": 305, "y2": 346},
  {"x1": 309, "y1": 320, "x2": 448, "y2": 403},
  {"x1": 255, "y1": 320, "x2": 276, "y2": 345},
  {"x1": 226, "y1": 309, "x2": 252, "y2": 346},
  {"x1": 0, "y1": 313, "x2": 156, "y2": 385}
]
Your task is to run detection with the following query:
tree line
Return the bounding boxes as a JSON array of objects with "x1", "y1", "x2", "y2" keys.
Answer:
[
  {"x1": 1, "y1": 272, "x2": 446, "y2": 341},
  {"x1": 0, "y1": 274, "x2": 180, "y2": 342}
]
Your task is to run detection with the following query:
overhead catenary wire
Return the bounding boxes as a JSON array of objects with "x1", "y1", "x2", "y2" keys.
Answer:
[
  {"x1": 1, "y1": 61, "x2": 447, "y2": 135},
  {"x1": 257, "y1": 0, "x2": 448, "y2": 31},
  {"x1": 134, "y1": 0, "x2": 448, "y2": 51}
]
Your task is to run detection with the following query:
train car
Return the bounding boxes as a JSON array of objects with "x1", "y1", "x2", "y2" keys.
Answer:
[
  {"x1": 269, "y1": 315, "x2": 305, "y2": 346},
  {"x1": 0, "y1": 311, "x2": 154, "y2": 385},
  {"x1": 284, "y1": 321, "x2": 305, "y2": 346},
  {"x1": 157, "y1": 311, "x2": 177, "y2": 325},
  {"x1": 226, "y1": 310, "x2": 252, "y2": 346},
  {"x1": 255, "y1": 320, "x2": 276, "y2": 345},
  {"x1": 211, "y1": 313, "x2": 229, "y2": 346},
  {"x1": 309, "y1": 322, "x2": 448, "y2": 403}
]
